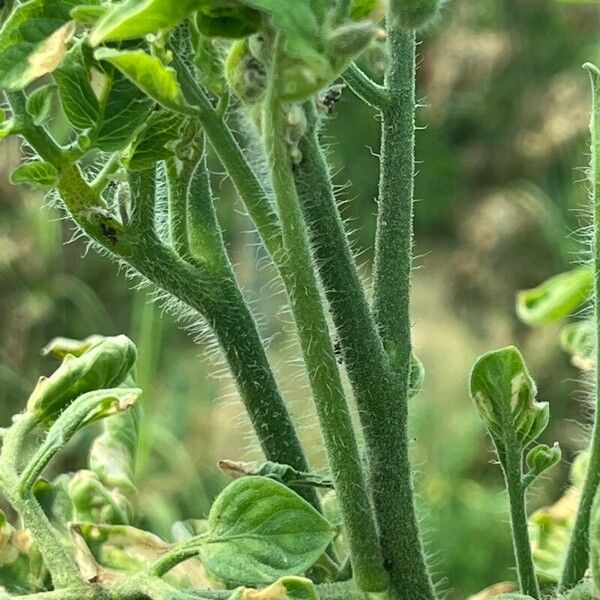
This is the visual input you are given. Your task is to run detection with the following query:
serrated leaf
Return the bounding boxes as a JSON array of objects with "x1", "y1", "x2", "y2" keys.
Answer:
[
  {"x1": 10, "y1": 161, "x2": 58, "y2": 189},
  {"x1": 198, "y1": 477, "x2": 335, "y2": 585},
  {"x1": 90, "y1": 0, "x2": 202, "y2": 45},
  {"x1": 516, "y1": 266, "x2": 593, "y2": 326},
  {"x1": 0, "y1": 0, "x2": 89, "y2": 90},
  {"x1": 94, "y1": 48, "x2": 188, "y2": 113},
  {"x1": 26, "y1": 83, "x2": 56, "y2": 125},
  {"x1": 124, "y1": 110, "x2": 183, "y2": 171}
]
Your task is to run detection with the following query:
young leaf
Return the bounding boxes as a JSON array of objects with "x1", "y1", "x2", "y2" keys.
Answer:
[
  {"x1": 195, "y1": 2, "x2": 261, "y2": 39},
  {"x1": 123, "y1": 110, "x2": 184, "y2": 171},
  {"x1": 516, "y1": 266, "x2": 593, "y2": 327},
  {"x1": 469, "y1": 346, "x2": 548, "y2": 449},
  {"x1": 561, "y1": 320, "x2": 595, "y2": 370},
  {"x1": 0, "y1": 118, "x2": 16, "y2": 141},
  {"x1": 525, "y1": 442, "x2": 561, "y2": 481},
  {"x1": 90, "y1": 0, "x2": 201, "y2": 45},
  {"x1": 10, "y1": 161, "x2": 58, "y2": 189},
  {"x1": 26, "y1": 83, "x2": 56, "y2": 125},
  {"x1": 26, "y1": 335, "x2": 137, "y2": 426},
  {"x1": 198, "y1": 476, "x2": 335, "y2": 585},
  {"x1": 19, "y1": 387, "x2": 142, "y2": 494},
  {"x1": 0, "y1": 0, "x2": 87, "y2": 90},
  {"x1": 42, "y1": 335, "x2": 105, "y2": 359},
  {"x1": 94, "y1": 48, "x2": 188, "y2": 113}
]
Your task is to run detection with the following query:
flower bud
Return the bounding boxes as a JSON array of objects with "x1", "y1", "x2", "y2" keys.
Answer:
[
  {"x1": 390, "y1": 0, "x2": 444, "y2": 30},
  {"x1": 470, "y1": 346, "x2": 549, "y2": 449},
  {"x1": 225, "y1": 40, "x2": 267, "y2": 104},
  {"x1": 27, "y1": 335, "x2": 137, "y2": 426},
  {"x1": 526, "y1": 443, "x2": 561, "y2": 478}
]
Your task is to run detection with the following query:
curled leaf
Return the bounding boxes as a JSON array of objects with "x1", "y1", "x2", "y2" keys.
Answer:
[
  {"x1": 525, "y1": 442, "x2": 561, "y2": 480},
  {"x1": 470, "y1": 346, "x2": 548, "y2": 450},
  {"x1": 26, "y1": 335, "x2": 137, "y2": 426},
  {"x1": 516, "y1": 267, "x2": 593, "y2": 326},
  {"x1": 42, "y1": 335, "x2": 105, "y2": 359},
  {"x1": 561, "y1": 320, "x2": 595, "y2": 371},
  {"x1": 229, "y1": 576, "x2": 319, "y2": 600}
]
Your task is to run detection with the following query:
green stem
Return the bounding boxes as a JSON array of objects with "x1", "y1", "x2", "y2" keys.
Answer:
[
  {"x1": 502, "y1": 448, "x2": 540, "y2": 598},
  {"x1": 342, "y1": 64, "x2": 389, "y2": 110},
  {"x1": 0, "y1": 415, "x2": 82, "y2": 588},
  {"x1": 172, "y1": 56, "x2": 284, "y2": 259},
  {"x1": 294, "y1": 103, "x2": 434, "y2": 598},
  {"x1": 56, "y1": 165, "x2": 318, "y2": 509},
  {"x1": 5, "y1": 92, "x2": 63, "y2": 168},
  {"x1": 561, "y1": 63, "x2": 600, "y2": 589},
  {"x1": 261, "y1": 43, "x2": 388, "y2": 594}
]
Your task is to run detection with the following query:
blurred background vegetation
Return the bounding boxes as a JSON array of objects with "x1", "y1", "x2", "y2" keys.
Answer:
[{"x1": 1, "y1": 0, "x2": 600, "y2": 597}]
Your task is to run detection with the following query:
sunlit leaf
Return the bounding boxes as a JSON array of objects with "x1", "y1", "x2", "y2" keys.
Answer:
[
  {"x1": 516, "y1": 266, "x2": 593, "y2": 326},
  {"x1": 94, "y1": 48, "x2": 188, "y2": 113},
  {"x1": 10, "y1": 161, "x2": 58, "y2": 189},
  {"x1": 0, "y1": 0, "x2": 92, "y2": 90},
  {"x1": 90, "y1": 0, "x2": 202, "y2": 45}
]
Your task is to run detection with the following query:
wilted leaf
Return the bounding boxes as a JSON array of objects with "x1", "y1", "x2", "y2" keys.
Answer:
[
  {"x1": 229, "y1": 576, "x2": 319, "y2": 600},
  {"x1": 26, "y1": 335, "x2": 137, "y2": 426},
  {"x1": 198, "y1": 476, "x2": 335, "y2": 585},
  {"x1": 10, "y1": 161, "x2": 58, "y2": 189}
]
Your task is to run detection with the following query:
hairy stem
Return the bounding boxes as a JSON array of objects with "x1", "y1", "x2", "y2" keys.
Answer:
[
  {"x1": 561, "y1": 63, "x2": 600, "y2": 589},
  {"x1": 294, "y1": 102, "x2": 434, "y2": 598},
  {"x1": 503, "y1": 449, "x2": 540, "y2": 598},
  {"x1": 261, "y1": 43, "x2": 388, "y2": 594},
  {"x1": 342, "y1": 63, "x2": 389, "y2": 110},
  {"x1": 55, "y1": 165, "x2": 319, "y2": 510},
  {"x1": 368, "y1": 16, "x2": 436, "y2": 598},
  {"x1": 0, "y1": 415, "x2": 82, "y2": 588}
]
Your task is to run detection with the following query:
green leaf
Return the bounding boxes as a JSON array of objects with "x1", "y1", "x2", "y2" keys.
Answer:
[
  {"x1": 42, "y1": 335, "x2": 105, "y2": 359},
  {"x1": 94, "y1": 71, "x2": 154, "y2": 152},
  {"x1": 19, "y1": 387, "x2": 141, "y2": 494},
  {"x1": 469, "y1": 346, "x2": 549, "y2": 450},
  {"x1": 0, "y1": 0, "x2": 91, "y2": 90},
  {"x1": 560, "y1": 320, "x2": 595, "y2": 370},
  {"x1": 26, "y1": 83, "x2": 56, "y2": 125},
  {"x1": 516, "y1": 266, "x2": 593, "y2": 326},
  {"x1": 70, "y1": 5, "x2": 107, "y2": 24},
  {"x1": 526, "y1": 442, "x2": 561, "y2": 480},
  {"x1": 199, "y1": 476, "x2": 335, "y2": 585},
  {"x1": 26, "y1": 334, "x2": 137, "y2": 426},
  {"x1": 53, "y1": 45, "x2": 101, "y2": 130},
  {"x1": 90, "y1": 0, "x2": 202, "y2": 45},
  {"x1": 94, "y1": 48, "x2": 188, "y2": 113},
  {"x1": 218, "y1": 459, "x2": 334, "y2": 489},
  {"x1": 124, "y1": 110, "x2": 183, "y2": 171},
  {"x1": 195, "y1": 2, "x2": 261, "y2": 39},
  {"x1": 0, "y1": 118, "x2": 17, "y2": 141},
  {"x1": 10, "y1": 161, "x2": 58, "y2": 189}
]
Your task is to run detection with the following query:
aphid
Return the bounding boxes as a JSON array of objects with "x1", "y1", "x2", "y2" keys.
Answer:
[{"x1": 318, "y1": 84, "x2": 346, "y2": 114}]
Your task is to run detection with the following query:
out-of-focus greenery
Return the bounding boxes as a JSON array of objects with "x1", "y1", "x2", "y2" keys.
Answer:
[{"x1": 0, "y1": 0, "x2": 599, "y2": 597}]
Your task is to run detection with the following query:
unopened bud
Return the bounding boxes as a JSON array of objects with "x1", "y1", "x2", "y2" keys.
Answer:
[
  {"x1": 391, "y1": 0, "x2": 445, "y2": 30},
  {"x1": 526, "y1": 443, "x2": 561, "y2": 478}
]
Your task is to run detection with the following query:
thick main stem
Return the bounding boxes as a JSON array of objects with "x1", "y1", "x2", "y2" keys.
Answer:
[
  {"x1": 261, "y1": 47, "x2": 388, "y2": 594},
  {"x1": 561, "y1": 64, "x2": 600, "y2": 589},
  {"x1": 503, "y1": 449, "x2": 540, "y2": 598},
  {"x1": 294, "y1": 103, "x2": 434, "y2": 598},
  {"x1": 369, "y1": 21, "x2": 436, "y2": 599}
]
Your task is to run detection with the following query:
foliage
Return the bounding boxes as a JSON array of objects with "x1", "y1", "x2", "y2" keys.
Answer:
[{"x1": 0, "y1": 0, "x2": 598, "y2": 600}]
